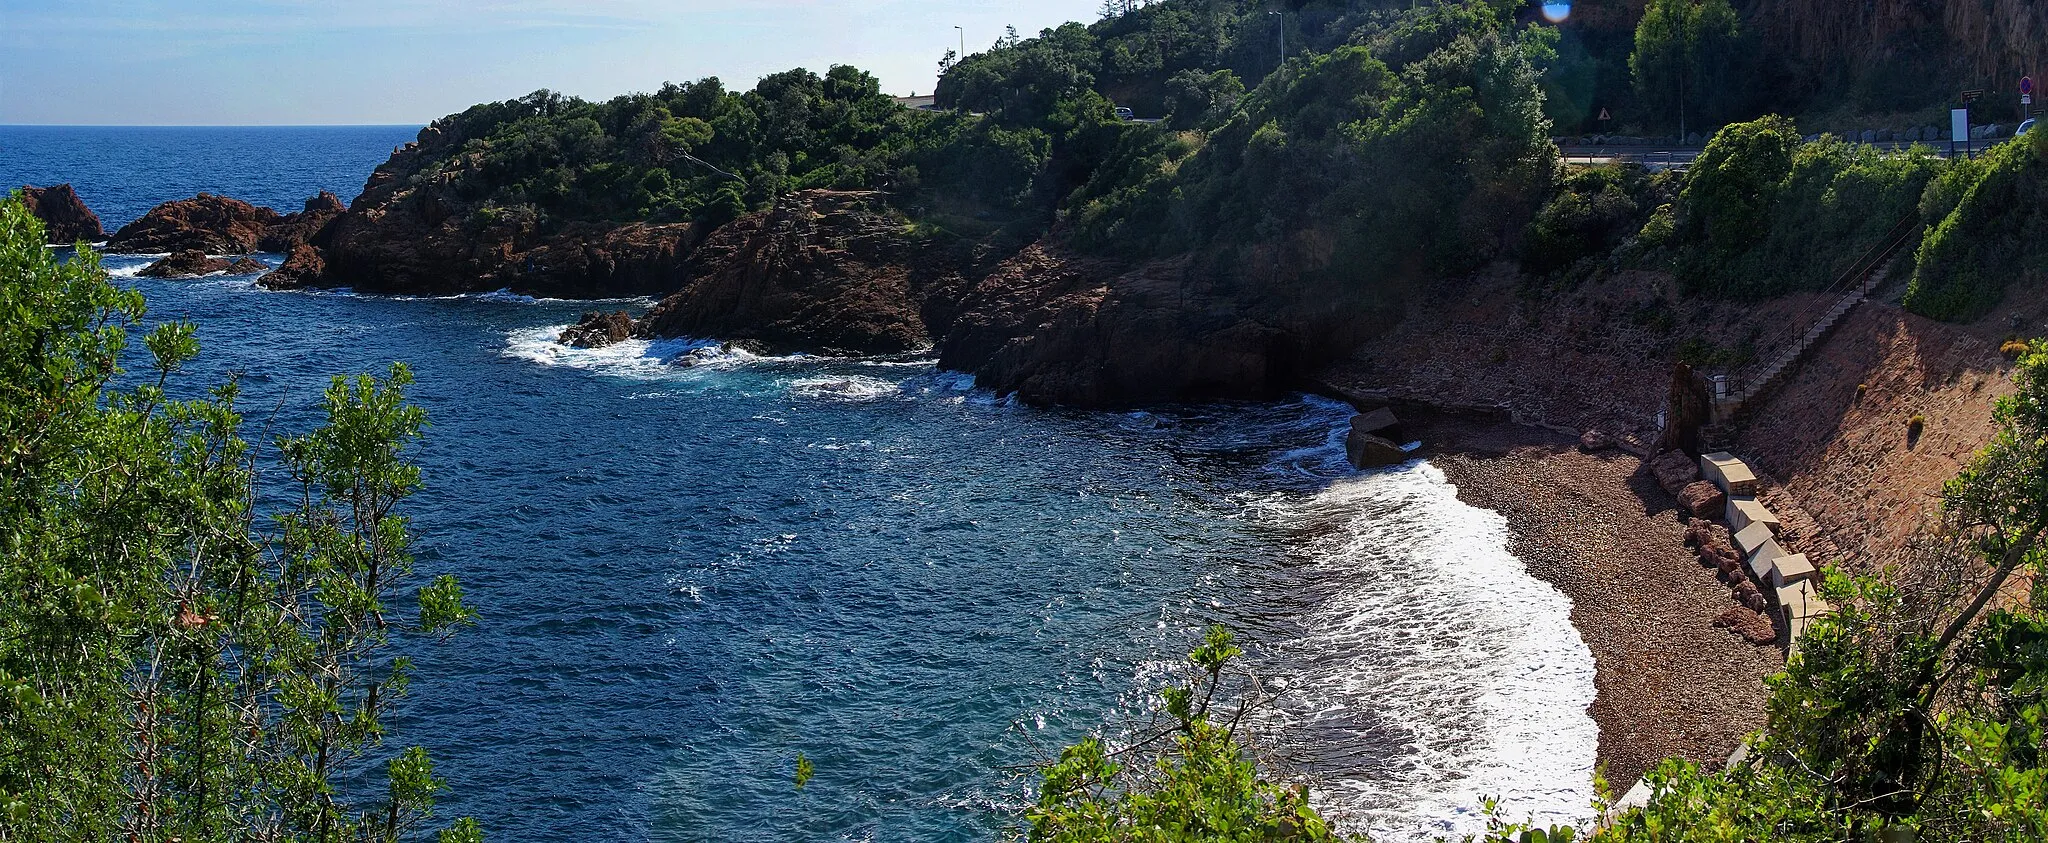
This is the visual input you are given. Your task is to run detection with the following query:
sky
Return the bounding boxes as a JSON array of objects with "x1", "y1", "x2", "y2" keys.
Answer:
[{"x1": 0, "y1": 0, "x2": 1106, "y2": 126}]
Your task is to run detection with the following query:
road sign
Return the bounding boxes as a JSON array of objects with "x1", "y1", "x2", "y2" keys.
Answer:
[
  {"x1": 1597, "y1": 108, "x2": 1611, "y2": 122},
  {"x1": 1963, "y1": 89, "x2": 1985, "y2": 104},
  {"x1": 2024, "y1": 76, "x2": 2035, "y2": 95},
  {"x1": 2026, "y1": 94, "x2": 2034, "y2": 107}
]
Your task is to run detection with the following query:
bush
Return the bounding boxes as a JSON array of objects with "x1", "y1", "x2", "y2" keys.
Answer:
[
  {"x1": 1905, "y1": 135, "x2": 2048, "y2": 322},
  {"x1": 1673, "y1": 117, "x2": 1940, "y2": 298},
  {"x1": 0, "y1": 198, "x2": 478, "y2": 841},
  {"x1": 1520, "y1": 164, "x2": 1657, "y2": 274}
]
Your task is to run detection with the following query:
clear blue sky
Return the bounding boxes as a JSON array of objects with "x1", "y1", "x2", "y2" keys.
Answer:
[{"x1": 0, "y1": 0, "x2": 1105, "y2": 126}]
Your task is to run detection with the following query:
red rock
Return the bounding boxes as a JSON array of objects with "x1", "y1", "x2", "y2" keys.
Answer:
[
  {"x1": 139, "y1": 250, "x2": 268, "y2": 278},
  {"x1": 1650, "y1": 450, "x2": 1702, "y2": 497},
  {"x1": 1678, "y1": 481, "x2": 1729, "y2": 520},
  {"x1": 1578, "y1": 429, "x2": 1616, "y2": 452},
  {"x1": 560, "y1": 311, "x2": 638, "y2": 349},
  {"x1": 18, "y1": 184, "x2": 107, "y2": 244},
  {"x1": 635, "y1": 191, "x2": 927, "y2": 354},
  {"x1": 109, "y1": 193, "x2": 281, "y2": 254},
  {"x1": 1713, "y1": 607, "x2": 1778, "y2": 646},
  {"x1": 258, "y1": 192, "x2": 348, "y2": 252},
  {"x1": 258, "y1": 244, "x2": 327, "y2": 290}
]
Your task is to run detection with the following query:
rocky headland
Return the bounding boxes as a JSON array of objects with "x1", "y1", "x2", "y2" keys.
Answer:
[
  {"x1": 18, "y1": 185, "x2": 107, "y2": 244},
  {"x1": 253, "y1": 126, "x2": 700, "y2": 298}
]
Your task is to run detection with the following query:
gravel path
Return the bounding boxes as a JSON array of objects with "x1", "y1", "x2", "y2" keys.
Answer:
[{"x1": 1422, "y1": 419, "x2": 1783, "y2": 790}]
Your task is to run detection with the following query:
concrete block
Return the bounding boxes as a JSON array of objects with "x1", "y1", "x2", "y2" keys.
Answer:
[
  {"x1": 1777, "y1": 580, "x2": 1833, "y2": 622},
  {"x1": 1700, "y1": 452, "x2": 1758, "y2": 496},
  {"x1": 1770, "y1": 553, "x2": 1815, "y2": 587},
  {"x1": 1735, "y1": 522, "x2": 1783, "y2": 581},
  {"x1": 1726, "y1": 497, "x2": 1782, "y2": 535}
]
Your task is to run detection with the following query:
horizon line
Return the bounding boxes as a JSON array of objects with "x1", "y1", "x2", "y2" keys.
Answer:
[{"x1": 1, "y1": 123, "x2": 427, "y2": 129}]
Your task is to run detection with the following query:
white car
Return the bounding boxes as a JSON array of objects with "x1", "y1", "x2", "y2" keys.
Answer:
[{"x1": 1114, "y1": 107, "x2": 1135, "y2": 121}]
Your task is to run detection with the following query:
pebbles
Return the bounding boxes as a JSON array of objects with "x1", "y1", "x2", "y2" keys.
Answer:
[{"x1": 1427, "y1": 419, "x2": 1782, "y2": 791}]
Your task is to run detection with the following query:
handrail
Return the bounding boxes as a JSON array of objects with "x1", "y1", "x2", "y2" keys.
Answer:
[
  {"x1": 1713, "y1": 212, "x2": 1924, "y2": 415},
  {"x1": 1822, "y1": 213, "x2": 1920, "y2": 297}
]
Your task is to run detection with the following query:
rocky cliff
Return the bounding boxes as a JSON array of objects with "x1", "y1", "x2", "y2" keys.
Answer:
[
  {"x1": 18, "y1": 184, "x2": 107, "y2": 244},
  {"x1": 630, "y1": 191, "x2": 940, "y2": 355},
  {"x1": 266, "y1": 127, "x2": 699, "y2": 298}
]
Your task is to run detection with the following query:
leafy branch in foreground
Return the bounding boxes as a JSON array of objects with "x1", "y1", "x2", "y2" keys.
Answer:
[{"x1": 0, "y1": 195, "x2": 478, "y2": 843}]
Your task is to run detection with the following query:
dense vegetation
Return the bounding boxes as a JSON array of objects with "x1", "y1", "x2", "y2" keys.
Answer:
[
  {"x1": 0, "y1": 199, "x2": 478, "y2": 842},
  {"x1": 1905, "y1": 127, "x2": 2048, "y2": 322},
  {"x1": 1661, "y1": 116, "x2": 1941, "y2": 297}
]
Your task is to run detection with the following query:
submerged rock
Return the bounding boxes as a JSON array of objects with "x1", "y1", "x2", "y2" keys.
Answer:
[
  {"x1": 140, "y1": 250, "x2": 268, "y2": 278},
  {"x1": 18, "y1": 184, "x2": 107, "y2": 244},
  {"x1": 109, "y1": 193, "x2": 281, "y2": 254},
  {"x1": 1346, "y1": 431, "x2": 1410, "y2": 469}
]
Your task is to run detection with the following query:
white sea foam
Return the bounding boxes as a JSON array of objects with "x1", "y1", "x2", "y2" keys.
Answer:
[
  {"x1": 786, "y1": 375, "x2": 901, "y2": 402},
  {"x1": 1253, "y1": 461, "x2": 1599, "y2": 840},
  {"x1": 501, "y1": 325, "x2": 681, "y2": 378}
]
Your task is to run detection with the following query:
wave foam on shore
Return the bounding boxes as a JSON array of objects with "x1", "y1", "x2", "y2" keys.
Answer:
[{"x1": 1250, "y1": 459, "x2": 1598, "y2": 840}]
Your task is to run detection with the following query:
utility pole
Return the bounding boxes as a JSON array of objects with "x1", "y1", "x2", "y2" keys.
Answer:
[{"x1": 1270, "y1": 11, "x2": 1285, "y2": 72}]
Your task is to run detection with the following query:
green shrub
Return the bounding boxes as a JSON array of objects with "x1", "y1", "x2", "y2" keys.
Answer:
[
  {"x1": 1673, "y1": 117, "x2": 1940, "y2": 298},
  {"x1": 1521, "y1": 164, "x2": 1656, "y2": 274},
  {"x1": 1905, "y1": 136, "x2": 2048, "y2": 322}
]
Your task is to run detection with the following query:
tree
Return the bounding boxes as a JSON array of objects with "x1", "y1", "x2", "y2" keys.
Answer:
[
  {"x1": 0, "y1": 196, "x2": 479, "y2": 843},
  {"x1": 1629, "y1": 0, "x2": 1745, "y2": 136}
]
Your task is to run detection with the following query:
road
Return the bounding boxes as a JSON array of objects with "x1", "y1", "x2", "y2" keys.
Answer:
[{"x1": 1559, "y1": 139, "x2": 1991, "y2": 169}]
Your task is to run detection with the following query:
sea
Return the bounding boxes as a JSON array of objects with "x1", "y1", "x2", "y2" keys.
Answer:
[{"x1": 1, "y1": 125, "x2": 1599, "y2": 842}]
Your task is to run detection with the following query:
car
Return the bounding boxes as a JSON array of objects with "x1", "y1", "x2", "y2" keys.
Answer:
[
  {"x1": 2021, "y1": 118, "x2": 2037, "y2": 136},
  {"x1": 1114, "y1": 107, "x2": 1135, "y2": 121}
]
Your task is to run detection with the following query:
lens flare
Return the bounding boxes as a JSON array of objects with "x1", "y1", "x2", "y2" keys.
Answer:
[{"x1": 1542, "y1": 2, "x2": 1572, "y2": 23}]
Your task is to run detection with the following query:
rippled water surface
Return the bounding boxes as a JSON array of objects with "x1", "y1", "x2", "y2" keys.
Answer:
[{"x1": 7, "y1": 128, "x2": 1599, "y2": 842}]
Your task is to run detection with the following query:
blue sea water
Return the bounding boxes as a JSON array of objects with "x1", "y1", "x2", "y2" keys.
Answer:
[
  {"x1": 1, "y1": 124, "x2": 419, "y2": 227},
  {"x1": 3, "y1": 127, "x2": 1600, "y2": 842}
]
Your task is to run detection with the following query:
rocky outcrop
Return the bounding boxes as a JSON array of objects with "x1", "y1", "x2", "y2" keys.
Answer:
[
  {"x1": 560, "y1": 311, "x2": 637, "y2": 349},
  {"x1": 633, "y1": 191, "x2": 933, "y2": 354},
  {"x1": 108, "y1": 194, "x2": 281, "y2": 254},
  {"x1": 273, "y1": 128, "x2": 699, "y2": 298},
  {"x1": 139, "y1": 250, "x2": 268, "y2": 278},
  {"x1": 257, "y1": 192, "x2": 347, "y2": 253},
  {"x1": 256, "y1": 245, "x2": 326, "y2": 290},
  {"x1": 18, "y1": 184, "x2": 107, "y2": 244},
  {"x1": 934, "y1": 237, "x2": 1374, "y2": 407}
]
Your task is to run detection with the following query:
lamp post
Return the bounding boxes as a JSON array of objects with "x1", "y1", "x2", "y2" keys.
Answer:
[
  {"x1": 954, "y1": 26, "x2": 964, "y2": 59},
  {"x1": 1269, "y1": 11, "x2": 1285, "y2": 72}
]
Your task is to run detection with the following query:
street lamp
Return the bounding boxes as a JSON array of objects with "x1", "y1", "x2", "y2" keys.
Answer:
[
  {"x1": 954, "y1": 26, "x2": 964, "y2": 59},
  {"x1": 1269, "y1": 11, "x2": 1285, "y2": 72}
]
